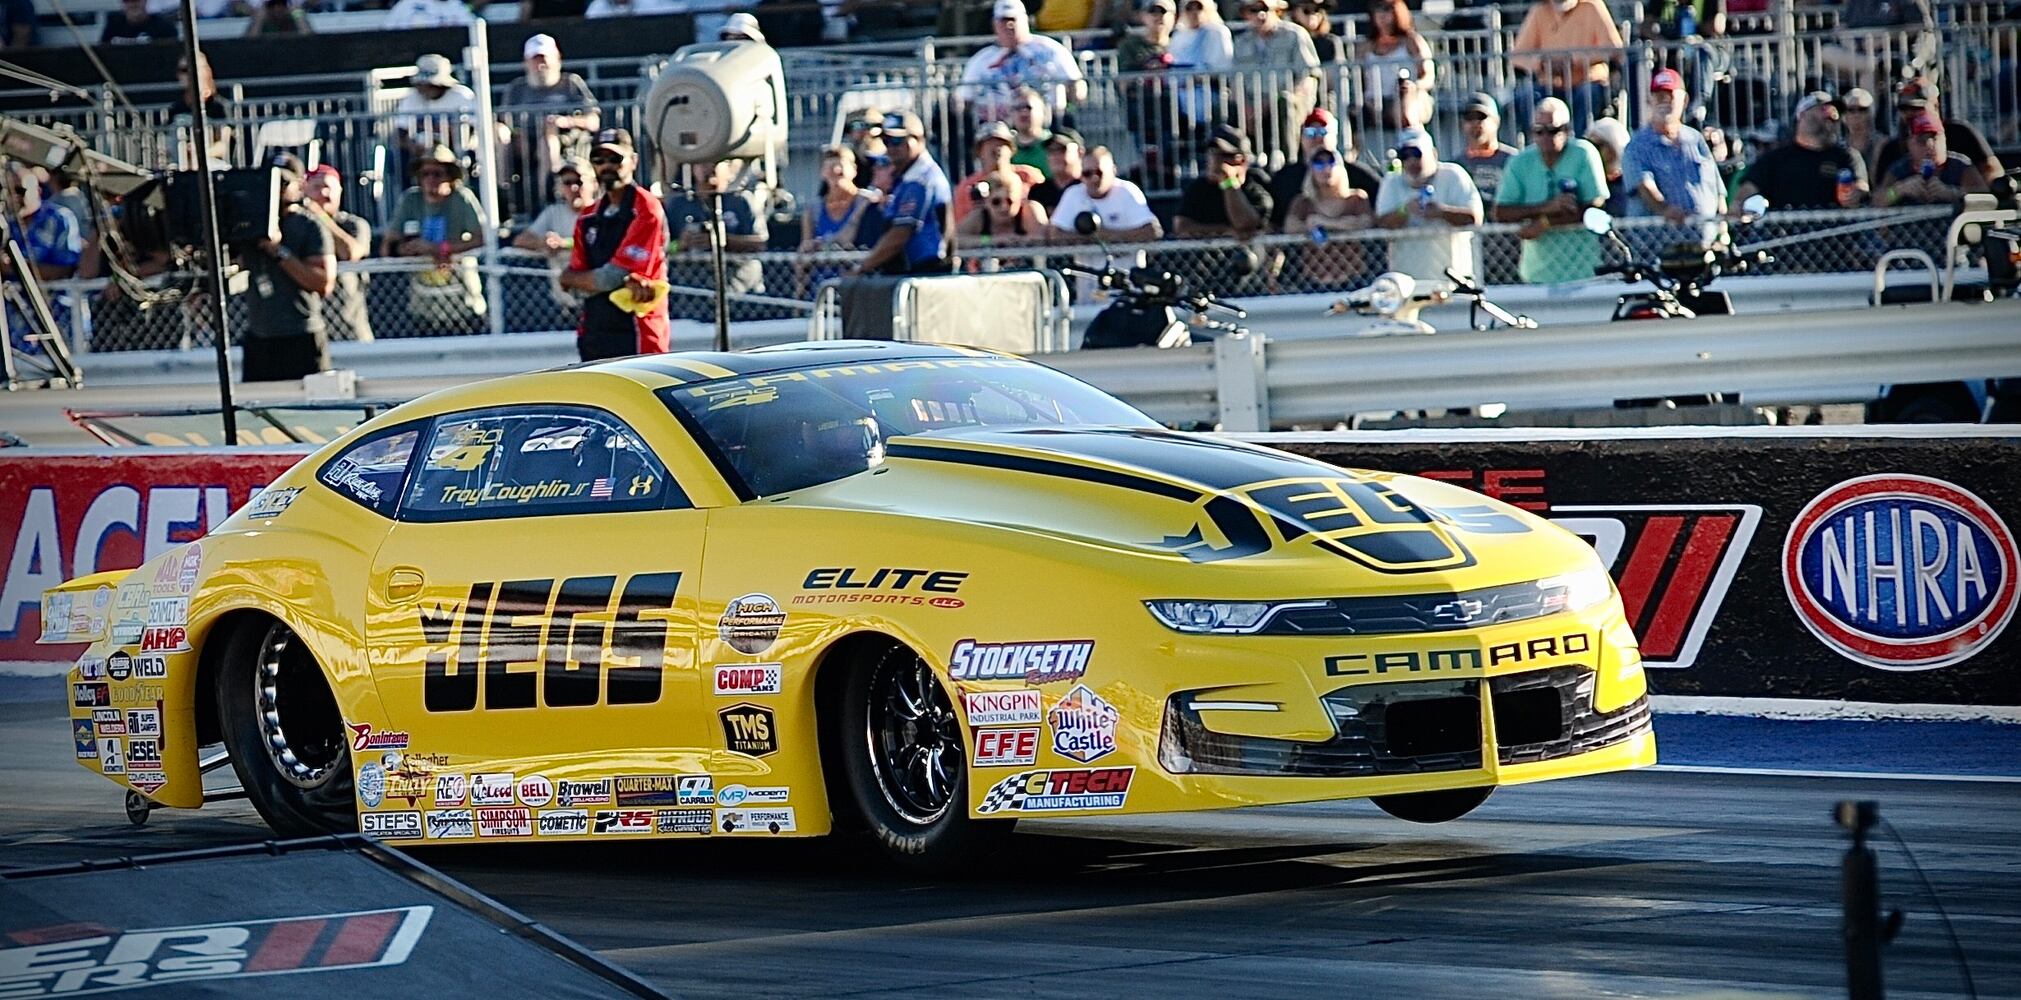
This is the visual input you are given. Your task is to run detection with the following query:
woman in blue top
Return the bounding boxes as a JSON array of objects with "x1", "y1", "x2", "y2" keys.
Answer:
[{"x1": 798, "y1": 146, "x2": 882, "y2": 295}]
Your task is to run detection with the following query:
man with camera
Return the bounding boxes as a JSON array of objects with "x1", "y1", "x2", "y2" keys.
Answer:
[{"x1": 241, "y1": 153, "x2": 335, "y2": 382}]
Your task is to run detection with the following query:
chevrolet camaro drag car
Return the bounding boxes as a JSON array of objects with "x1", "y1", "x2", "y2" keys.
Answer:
[{"x1": 44, "y1": 341, "x2": 1654, "y2": 866}]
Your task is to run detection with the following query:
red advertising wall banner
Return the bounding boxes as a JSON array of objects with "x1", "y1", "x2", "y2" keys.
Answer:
[{"x1": 0, "y1": 448, "x2": 314, "y2": 668}]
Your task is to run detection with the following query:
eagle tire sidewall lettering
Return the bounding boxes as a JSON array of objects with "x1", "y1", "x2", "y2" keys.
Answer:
[{"x1": 422, "y1": 571, "x2": 681, "y2": 711}]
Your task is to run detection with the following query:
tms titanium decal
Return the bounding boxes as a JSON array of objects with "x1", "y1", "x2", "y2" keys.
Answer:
[
  {"x1": 1783, "y1": 475, "x2": 2016, "y2": 670},
  {"x1": 418, "y1": 572, "x2": 681, "y2": 712},
  {"x1": 1551, "y1": 505, "x2": 1761, "y2": 669},
  {"x1": 720, "y1": 704, "x2": 778, "y2": 756},
  {"x1": 0, "y1": 906, "x2": 433, "y2": 998},
  {"x1": 1324, "y1": 632, "x2": 1595, "y2": 676}
]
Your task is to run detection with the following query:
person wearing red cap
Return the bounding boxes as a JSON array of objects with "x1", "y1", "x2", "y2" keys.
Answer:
[
  {"x1": 302, "y1": 164, "x2": 374, "y2": 343},
  {"x1": 1623, "y1": 68, "x2": 1723, "y2": 222},
  {"x1": 1870, "y1": 78, "x2": 2002, "y2": 186},
  {"x1": 559, "y1": 128, "x2": 669, "y2": 360},
  {"x1": 1269, "y1": 108, "x2": 1379, "y2": 231},
  {"x1": 1875, "y1": 112, "x2": 1989, "y2": 207}
]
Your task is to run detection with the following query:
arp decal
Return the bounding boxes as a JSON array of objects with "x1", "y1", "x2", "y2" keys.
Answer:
[
  {"x1": 420, "y1": 571, "x2": 681, "y2": 712},
  {"x1": 1783, "y1": 475, "x2": 2017, "y2": 670},
  {"x1": 0, "y1": 906, "x2": 433, "y2": 997},
  {"x1": 1552, "y1": 505, "x2": 1761, "y2": 669}
]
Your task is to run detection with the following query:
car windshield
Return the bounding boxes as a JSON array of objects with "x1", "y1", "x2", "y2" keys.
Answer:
[{"x1": 658, "y1": 355, "x2": 1156, "y2": 497}]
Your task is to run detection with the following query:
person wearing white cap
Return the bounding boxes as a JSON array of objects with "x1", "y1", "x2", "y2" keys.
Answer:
[
  {"x1": 718, "y1": 11, "x2": 766, "y2": 43},
  {"x1": 1373, "y1": 127, "x2": 1483, "y2": 289},
  {"x1": 957, "y1": 0, "x2": 1087, "y2": 127},
  {"x1": 393, "y1": 54, "x2": 478, "y2": 169},
  {"x1": 503, "y1": 33, "x2": 600, "y2": 217}
]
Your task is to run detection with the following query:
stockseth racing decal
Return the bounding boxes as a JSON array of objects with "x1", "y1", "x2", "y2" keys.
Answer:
[
  {"x1": 1783, "y1": 475, "x2": 2017, "y2": 670},
  {"x1": 948, "y1": 639, "x2": 1093, "y2": 684},
  {"x1": 0, "y1": 906, "x2": 432, "y2": 998},
  {"x1": 976, "y1": 767, "x2": 1134, "y2": 814},
  {"x1": 1552, "y1": 504, "x2": 1761, "y2": 669}
]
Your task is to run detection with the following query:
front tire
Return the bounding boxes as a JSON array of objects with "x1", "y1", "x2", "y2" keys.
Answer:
[
  {"x1": 838, "y1": 643, "x2": 1011, "y2": 871},
  {"x1": 216, "y1": 619, "x2": 356, "y2": 837},
  {"x1": 1371, "y1": 785, "x2": 1494, "y2": 823}
]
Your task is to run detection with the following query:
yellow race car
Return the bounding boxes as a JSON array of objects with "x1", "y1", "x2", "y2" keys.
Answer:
[{"x1": 44, "y1": 342, "x2": 1652, "y2": 866}]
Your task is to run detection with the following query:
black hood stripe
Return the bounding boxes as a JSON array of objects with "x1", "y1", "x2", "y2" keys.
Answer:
[{"x1": 886, "y1": 442, "x2": 1200, "y2": 501}]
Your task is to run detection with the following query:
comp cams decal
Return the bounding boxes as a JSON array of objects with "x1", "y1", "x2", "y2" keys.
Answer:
[
  {"x1": 948, "y1": 639, "x2": 1093, "y2": 684},
  {"x1": 977, "y1": 768, "x2": 1134, "y2": 814},
  {"x1": 711, "y1": 663, "x2": 781, "y2": 696},
  {"x1": 0, "y1": 906, "x2": 433, "y2": 998},
  {"x1": 418, "y1": 572, "x2": 681, "y2": 712},
  {"x1": 1783, "y1": 474, "x2": 2017, "y2": 670}
]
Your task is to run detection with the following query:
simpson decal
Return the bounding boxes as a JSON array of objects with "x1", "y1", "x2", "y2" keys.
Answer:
[{"x1": 476, "y1": 806, "x2": 532, "y2": 837}]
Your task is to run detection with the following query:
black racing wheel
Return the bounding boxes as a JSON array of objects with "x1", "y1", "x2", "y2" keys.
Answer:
[
  {"x1": 838, "y1": 643, "x2": 1012, "y2": 871},
  {"x1": 1371, "y1": 786, "x2": 1494, "y2": 824},
  {"x1": 216, "y1": 618, "x2": 356, "y2": 837}
]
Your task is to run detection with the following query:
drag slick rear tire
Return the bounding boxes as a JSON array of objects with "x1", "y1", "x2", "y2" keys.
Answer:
[
  {"x1": 838, "y1": 643, "x2": 1012, "y2": 871},
  {"x1": 217, "y1": 619, "x2": 356, "y2": 837},
  {"x1": 1372, "y1": 786, "x2": 1494, "y2": 823}
]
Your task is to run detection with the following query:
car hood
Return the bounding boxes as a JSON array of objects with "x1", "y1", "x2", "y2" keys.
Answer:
[{"x1": 776, "y1": 426, "x2": 1593, "y2": 591}]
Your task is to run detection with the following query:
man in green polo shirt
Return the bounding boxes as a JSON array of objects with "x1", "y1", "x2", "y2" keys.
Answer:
[{"x1": 1493, "y1": 97, "x2": 1609, "y2": 285}]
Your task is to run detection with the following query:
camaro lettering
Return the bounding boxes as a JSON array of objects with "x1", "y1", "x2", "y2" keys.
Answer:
[
  {"x1": 421, "y1": 572, "x2": 680, "y2": 712},
  {"x1": 1326, "y1": 634, "x2": 1590, "y2": 676}
]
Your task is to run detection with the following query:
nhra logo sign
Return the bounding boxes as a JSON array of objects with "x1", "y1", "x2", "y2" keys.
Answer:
[
  {"x1": 1783, "y1": 475, "x2": 2017, "y2": 670},
  {"x1": 0, "y1": 906, "x2": 432, "y2": 998}
]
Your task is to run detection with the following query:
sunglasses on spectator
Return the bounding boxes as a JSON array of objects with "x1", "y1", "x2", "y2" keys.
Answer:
[
  {"x1": 558, "y1": 176, "x2": 584, "y2": 185},
  {"x1": 1301, "y1": 125, "x2": 1331, "y2": 138},
  {"x1": 1532, "y1": 124, "x2": 1569, "y2": 135},
  {"x1": 988, "y1": 197, "x2": 1012, "y2": 208},
  {"x1": 847, "y1": 120, "x2": 876, "y2": 132},
  {"x1": 1080, "y1": 168, "x2": 1105, "y2": 179},
  {"x1": 1242, "y1": 3, "x2": 1272, "y2": 13},
  {"x1": 589, "y1": 154, "x2": 623, "y2": 165},
  {"x1": 1463, "y1": 111, "x2": 1491, "y2": 122},
  {"x1": 870, "y1": 155, "x2": 892, "y2": 167},
  {"x1": 1399, "y1": 147, "x2": 1424, "y2": 159},
  {"x1": 1311, "y1": 155, "x2": 1337, "y2": 168}
]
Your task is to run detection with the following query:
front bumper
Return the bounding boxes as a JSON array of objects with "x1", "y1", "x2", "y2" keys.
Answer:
[{"x1": 1161, "y1": 665, "x2": 1652, "y2": 778}]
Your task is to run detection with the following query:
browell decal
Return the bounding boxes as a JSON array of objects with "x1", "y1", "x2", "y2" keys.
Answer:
[
  {"x1": 1783, "y1": 475, "x2": 2017, "y2": 670},
  {"x1": 419, "y1": 572, "x2": 681, "y2": 712},
  {"x1": 0, "y1": 906, "x2": 433, "y2": 998},
  {"x1": 1551, "y1": 504, "x2": 1760, "y2": 669}
]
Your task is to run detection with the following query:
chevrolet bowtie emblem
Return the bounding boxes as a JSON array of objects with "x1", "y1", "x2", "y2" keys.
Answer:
[{"x1": 1429, "y1": 598, "x2": 1485, "y2": 623}]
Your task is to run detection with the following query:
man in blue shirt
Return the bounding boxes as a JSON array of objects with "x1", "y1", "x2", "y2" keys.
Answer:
[
  {"x1": 1622, "y1": 69, "x2": 1724, "y2": 222},
  {"x1": 852, "y1": 111, "x2": 952, "y2": 276},
  {"x1": 3, "y1": 164, "x2": 83, "y2": 353}
]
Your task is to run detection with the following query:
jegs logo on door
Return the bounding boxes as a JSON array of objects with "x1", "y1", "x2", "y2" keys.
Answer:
[
  {"x1": 0, "y1": 906, "x2": 432, "y2": 997},
  {"x1": 1550, "y1": 504, "x2": 1761, "y2": 669},
  {"x1": 418, "y1": 572, "x2": 681, "y2": 712}
]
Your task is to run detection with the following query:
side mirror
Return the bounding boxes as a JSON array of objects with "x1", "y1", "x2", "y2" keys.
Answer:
[
  {"x1": 1582, "y1": 207, "x2": 1614, "y2": 234},
  {"x1": 1075, "y1": 211, "x2": 1101, "y2": 235},
  {"x1": 1741, "y1": 194, "x2": 1768, "y2": 218}
]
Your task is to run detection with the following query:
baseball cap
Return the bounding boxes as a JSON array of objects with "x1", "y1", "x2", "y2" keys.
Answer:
[
  {"x1": 1140, "y1": 0, "x2": 1173, "y2": 11},
  {"x1": 1897, "y1": 77, "x2": 1938, "y2": 109},
  {"x1": 1585, "y1": 117, "x2": 1627, "y2": 155},
  {"x1": 306, "y1": 163, "x2": 341, "y2": 183},
  {"x1": 881, "y1": 110, "x2": 925, "y2": 139},
  {"x1": 1463, "y1": 91, "x2": 1499, "y2": 119},
  {"x1": 522, "y1": 33, "x2": 559, "y2": 60},
  {"x1": 593, "y1": 127, "x2": 635, "y2": 155},
  {"x1": 1043, "y1": 126, "x2": 1084, "y2": 150},
  {"x1": 1843, "y1": 87, "x2": 1875, "y2": 111},
  {"x1": 992, "y1": 0, "x2": 1027, "y2": 21},
  {"x1": 974, "y1": 120, "x2": 1017, "y2": 149},
  {"x1": 1395, "y1": 126, "x2": 1435, "y2": 156},
  {"x1": 1650, "y1": 68, "x2": 1683, "y2": 93},
  {"x1": 719, "y1": 11, "x2": 765, "y2": 42},
  {"x1": 1302, "y1": 107, "x2": 1336, "y2": 130},
  {"x1": 554, "y1": 157, "x2": 591, "y2": 178},
  {"x1": 1794, "y1": 91, "x2": 1841, "y2": 118},
  {"x1": 1208, "y1": 123, "x2": 1253, "y2": 158},
  {"x1": 1909, "y1": 111, "x2": 1943, "y2": 136}
]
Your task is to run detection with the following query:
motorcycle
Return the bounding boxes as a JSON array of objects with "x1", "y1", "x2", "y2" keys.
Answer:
[
  {"x1": 1064, "y1": 212, "x2": 1250, "y2": 349},
  {"x1": 1328, "y1": 269, "x2": 1537, "y2": 335},
  {"x1": 1582, "y1": 195, "x2": 1771, "y2": 321}
]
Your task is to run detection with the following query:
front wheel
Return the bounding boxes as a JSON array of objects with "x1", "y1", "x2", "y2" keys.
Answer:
[
  {"x1": 216, "y1": 619, "x2": 356, "y2": 837},
  {"x1": 838, "y1": 644, "x2": 1012, "y2": 871},
  {"x1": 1371, "y1": 785, "x2": 1494, "y2": 824}
]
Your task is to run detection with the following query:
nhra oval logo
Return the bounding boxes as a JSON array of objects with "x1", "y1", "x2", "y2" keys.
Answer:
[{"x1": 1783, "y1": 475, "x2": 2017, "y2": 670}]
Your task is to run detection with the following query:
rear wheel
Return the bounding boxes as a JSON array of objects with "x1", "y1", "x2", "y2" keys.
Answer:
[
  {"x1": 839, "y1": 643, "x2": 1012, "y2": 870},
  {"x1": 216, "y1": 619, "x2": 355, "y2": 837},
  {"x1": 1371, "y1": 785, "x2": 1494, "y2": 824}
]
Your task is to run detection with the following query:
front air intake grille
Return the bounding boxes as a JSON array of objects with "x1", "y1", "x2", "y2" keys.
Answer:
[
  {"x1": 1490, "y1": 667, "x2": 1651, "y2": 766},
  {"x1": 1256, "y1": 580, "x2": 1558, "y2": 637},
  {"x1": 1162, "y1": 680, "x2": 1483, "y2": 777}
]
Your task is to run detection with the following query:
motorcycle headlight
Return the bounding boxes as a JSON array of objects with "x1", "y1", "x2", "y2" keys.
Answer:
[
  {"x1": 1146, "y1": 600, "x2": 1291, "y2": 634},
  {"x1": 1366, "y1": 272, "x2": 1416, "y2": 317},
  {"x1": 1535, "y1": 567, "x2": 1614, "y2": 615}
]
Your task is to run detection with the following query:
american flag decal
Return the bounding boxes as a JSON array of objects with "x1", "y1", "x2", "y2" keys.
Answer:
[{"x1": 590, "y1": 478, "x2": 613, "y2": 499}]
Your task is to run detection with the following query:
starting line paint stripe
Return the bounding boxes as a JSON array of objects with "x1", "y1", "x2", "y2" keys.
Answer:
[
  {"x1": 1651, "y1": 695, "x2": 2021, "y2": 724},
  {"x1": 1649, "y1": 764, "x2": 2021, "y2": 784}
]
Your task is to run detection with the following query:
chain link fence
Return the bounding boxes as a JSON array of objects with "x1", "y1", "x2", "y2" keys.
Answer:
[{"x1": 32, "y1": 207, "x2": 1956, "y2": 354}]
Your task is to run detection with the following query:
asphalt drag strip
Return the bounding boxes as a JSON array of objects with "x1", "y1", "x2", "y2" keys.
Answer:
[{"x1": 1, "y1": 694, "x2": 2015, "y2": 999}]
